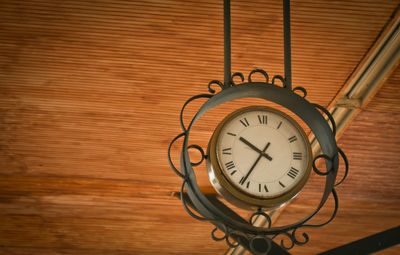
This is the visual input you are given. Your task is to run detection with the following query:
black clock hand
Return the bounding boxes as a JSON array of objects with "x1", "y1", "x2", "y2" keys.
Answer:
[
  {"x1": 239, "y1": 137, "x2": 272, "y2": 161},
  {"x1": 239, "y1": 142, "x2": 271, "y2": 185}
]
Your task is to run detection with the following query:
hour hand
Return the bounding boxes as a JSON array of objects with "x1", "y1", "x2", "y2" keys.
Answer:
[
  {"x1": 239, "y1": 137, "x2": 272, "y2": 161},
  {"x1": 239, "y1": 137, "x2": 262, "y2": 153}
]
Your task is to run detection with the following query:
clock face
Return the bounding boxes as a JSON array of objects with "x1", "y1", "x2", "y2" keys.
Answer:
[{"x1": 212, "y1": 106, "x2": 312, "y2": 201}]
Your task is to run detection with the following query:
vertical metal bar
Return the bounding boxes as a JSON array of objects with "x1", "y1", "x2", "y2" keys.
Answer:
[
  {"x1": 283, "y1": 0, "x2": 292, "y2": 90},
  {"x1": 224, "y1": 0, "x2": 231, "y2": 88}
]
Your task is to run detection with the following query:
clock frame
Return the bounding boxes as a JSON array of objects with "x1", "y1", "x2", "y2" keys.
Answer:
[{"x1": 207, "y1": 106, "x2": 313, "y2": 209}]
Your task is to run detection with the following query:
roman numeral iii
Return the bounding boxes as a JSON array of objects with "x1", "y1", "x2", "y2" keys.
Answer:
[
  {"x1": 293, "y1": 152, "x2": 302, "y2": 160},
  {"x1": 225, "y1": 161, "x2": 235, "y2": 170}
]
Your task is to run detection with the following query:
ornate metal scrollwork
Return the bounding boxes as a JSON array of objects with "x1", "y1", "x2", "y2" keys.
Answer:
[
  {"x1": 231, "y1": 72, "x2": 245, "y2": 85},
  {"x1": 248, "y1": 68, "x2": 269, "y2": 83},
  {"x1": 271, "y1": 75, "x2": 285, "y2": 87},
  {"x1": 168, "y1": 68, "x2": 349, "y2": 254},
  {"x1": 249, "y1": 209, "x2": 272, "y2": 228}
]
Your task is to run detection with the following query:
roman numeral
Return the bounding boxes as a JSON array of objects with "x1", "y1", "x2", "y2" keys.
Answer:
[
  {"x1": 227, "y1": 132, "x2": 236, "y2": 137},
  {"x1": 258, "y1": 115, "x2": 267, "y2": 124},
  {"x1": 239, "y1": 118, "x2": 250, "y2": 127},
  {"x1": 258, "y1": 184, "x2": 269, "y2": 192},
  {"x1": 279, "y1": 181, "x2": 286, "y2": 188},
  {"x1": 287, "y1": 167, "x2": 299, "y2": 179},
  {"x1": 293, "y1": 152, "x2": 302, "y2": 160},
  {"x1": 239, "y1": 177, "x2": 250, "y2": 188},
  {"x1": 222, "y1": 148, "x2": 232, "y2": 155},
  {"x1": 277, "y1": 121, "x2": 282, "y2": 129},
  {"x1": 225, "y1": 161, "x2": 235, "y2": 170},
  {"x1": 288, "y1": 136, "x2": 297, "y2": 143},
  {"x1": 230, "y1": 170, "x2": 237, "y2": 176}
]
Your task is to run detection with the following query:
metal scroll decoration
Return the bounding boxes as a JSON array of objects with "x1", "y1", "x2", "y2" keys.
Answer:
[
  {"x1": 167, "y1": 0, "x2": 349, "y2": 254},
  {"x1": 168, "y1": 70, "x2": 349, "y2": 254}
]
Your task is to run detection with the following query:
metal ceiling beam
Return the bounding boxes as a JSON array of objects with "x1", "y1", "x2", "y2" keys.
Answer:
[
  {"x1": 322, "y1": 7, "x2": 400, "y2": 140},
  {"x1": 225, "y1": 6, "x2": 399, "y2": 255},
  {"x1": 318, "y1": 226, "x2": 400, "y2": 255}
]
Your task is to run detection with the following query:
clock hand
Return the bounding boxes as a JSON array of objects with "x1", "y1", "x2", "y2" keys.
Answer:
[
  {"x1": 239, "y1": 137, "x2": 273, "y2": 161},
  {"x1": 239, "y1": 142, "x2": 271, "y2": 185}
]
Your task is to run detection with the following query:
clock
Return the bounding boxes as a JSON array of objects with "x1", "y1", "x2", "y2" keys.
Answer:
[{"x1": 207, "y1": 106, "x2": 312, "y2": 209}]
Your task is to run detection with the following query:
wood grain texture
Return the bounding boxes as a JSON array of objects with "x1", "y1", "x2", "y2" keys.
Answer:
[{"x1": 0, "y1": 1, "x2": 399, "y2": 254}]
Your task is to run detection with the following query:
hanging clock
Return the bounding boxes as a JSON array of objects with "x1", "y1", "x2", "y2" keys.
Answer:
[
  {"x1": 207, "y1": 106, "x2": 312, "y2": 209},
  {"x1": 168, "y1": 0, "x2": 349, "y2": 253}
]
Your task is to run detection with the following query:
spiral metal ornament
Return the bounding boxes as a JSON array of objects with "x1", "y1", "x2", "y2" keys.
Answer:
[
  {"x1": 167, "y1": 68, "x2": 349, "y2": 254},
  {"x1": 249, "y1": 209, "x2": 272, "y2": 228}
]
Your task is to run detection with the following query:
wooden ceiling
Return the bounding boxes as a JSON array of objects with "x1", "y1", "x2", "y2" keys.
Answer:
[{"x1": 0, "y1": 1, "x2": 399, "y2": 254}]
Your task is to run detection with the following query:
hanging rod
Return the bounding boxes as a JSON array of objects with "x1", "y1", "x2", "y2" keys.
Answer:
[
  {"x1": 283, "y1": 0, "x2": 292, "y2": 89},
  {"x1": 224, "y1": 0, "x2": 231, "y2": 88},
  {"x1": 223, "y1": 0, "x2": 293, "y2": 89}
]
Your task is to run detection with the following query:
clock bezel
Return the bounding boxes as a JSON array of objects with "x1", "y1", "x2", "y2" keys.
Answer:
[{"x1": 207, "y1": 105, "x2": 313, "y2": 209}]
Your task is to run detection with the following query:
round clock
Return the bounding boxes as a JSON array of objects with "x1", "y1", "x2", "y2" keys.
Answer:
[{"x1": 207, "y1": 106, "x2": 312, "y2": 209}]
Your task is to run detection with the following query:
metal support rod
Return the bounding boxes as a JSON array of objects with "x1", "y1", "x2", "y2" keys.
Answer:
[
  {"x1": 283, "y1": 0, "x2": 292, "y2": 90},
  {"x1": 224, "y1": 0, "x2": 231, "y2": 88}
]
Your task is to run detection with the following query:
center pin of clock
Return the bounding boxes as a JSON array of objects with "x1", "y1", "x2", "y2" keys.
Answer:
[{"x1": 238, "y1": 137, "x2": 273, "y2": 185}]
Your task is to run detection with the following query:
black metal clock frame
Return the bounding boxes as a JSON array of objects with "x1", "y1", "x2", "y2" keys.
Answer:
[{"x1": 168, "y1": 0, "x2": 349, "y2": 254}]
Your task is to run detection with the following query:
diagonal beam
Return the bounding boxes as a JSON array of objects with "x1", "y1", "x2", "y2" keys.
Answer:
[{"x1": 318, "y1": 226, "x2": 400, "y2": 255}]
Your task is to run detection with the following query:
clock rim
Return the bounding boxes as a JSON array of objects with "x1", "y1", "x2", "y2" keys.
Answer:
[{"x1": 207, "y1": 105, "x2": 313, "y2": 208}]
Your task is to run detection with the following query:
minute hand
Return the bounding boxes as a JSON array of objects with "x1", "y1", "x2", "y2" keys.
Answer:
[
  {"x1": 239, "y1": 137, "x2": 272, "y2": 161},
  {"x1": 239, "y1": 142, "x2": 271, "y2": 185}
]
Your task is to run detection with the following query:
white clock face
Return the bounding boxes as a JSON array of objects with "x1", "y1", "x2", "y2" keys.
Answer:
[{"x1": 216, "y1": 107, "x2": 311, "y2": 198}]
